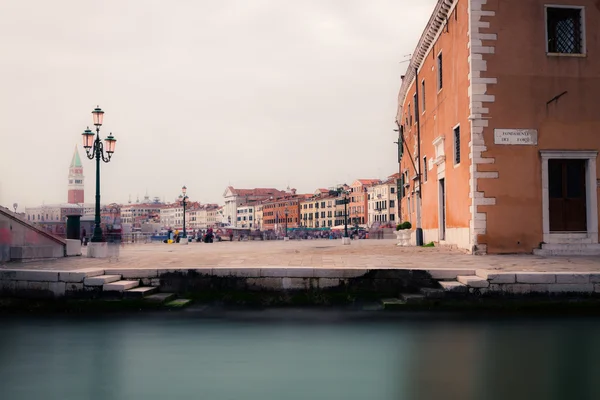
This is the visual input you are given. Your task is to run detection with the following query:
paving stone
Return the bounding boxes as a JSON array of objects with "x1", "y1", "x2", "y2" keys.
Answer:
[
  {"x1": 313, "y1": 268, "x2": 368, "y2": 278},
  {"x1": 104, "y1": 269, "x2": 158, "y2": 279},
  {"x1": 317, "y1": 278, "x2": 342, "y2": 289},
  {"x1": 475, "y1": 269, "x2": 516, "y2": 283},
  {"x1": 58, "y1": 270, "x2": 104, "y2": 283},
  {"x1": 84, "y1": 275, "x2": 122, "y2": 286},
  {"x1": 260, "y1": 268, "x2": 314, "y2": 278},
  {"x1": 420, "y1": 287, "x2": 445, "y2": 298},
  {"x1": 165, "y1": 299, "x2": 192, "y2": 307},
  {"x1": 124, "y1": 286, "x2": 158, "y2": 298},
  {"x1": 150, "y1": 278, "x2": 160, "y2": 286},
  {"x1": 457, "y1": 275, "x2": 490, "y2": 288},
  {"x1": 103, "y1": 280, "x2": 139, "y2": 292},
  {"x1": 282, "y1": 277, "x2": 308, "y2": 290},
  {"x1": 15, "y1": 271, "x2": 59, "y2": 282},
  {"x1": 212, "y1": 268, "x2": 260, "y2": 277},
  {"x1": 547, "y1": 284, "x2": 594, "y2": 294},
  {"x1": 589, "y1": 274, "x2": 600, "y2": 283},
  {"x1": 515, "y1": 273, "x2": 556, "y2": 284},
  {"x1": 503, "y1": 284, "x2": 533, "y2": 294},
  {"x1": 426, "y1": 269, "x2": 476, "y2": 280},
  {"x1": 554, "y1": 273, "x2": 590, "y2": 284},
  {"x1": 439, "y1": 281, "x2": 468, "y2": 292},
  {"x1": 145, "y1": 292, "x2": 176, "y2": 303},
  {"x1": 27, "y1": 281, "x2": 49, "y2": 291},
  {"x1": 595, "y1": 284, "x2": 600, "y2": 293},
  {"x1": 380, "y1": 298, "x2": 406, "y2": 310},
  {"x1": 49, "y1": 282, "x2": 66, "y2": 297},
  {"x1": 65, "y1": 282, "x2": 84, "y2": 292},
  {"x1": 400, "y1": 293, "x2": 426, "y2": 304}
]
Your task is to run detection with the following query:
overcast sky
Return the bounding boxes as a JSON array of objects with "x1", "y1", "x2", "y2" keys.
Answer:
[{"x1": 0, "y1": 0, "x2": 436, "y2": 209}]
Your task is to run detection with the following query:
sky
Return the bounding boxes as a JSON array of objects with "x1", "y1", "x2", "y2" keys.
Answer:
[{"x1": 0, "y1": 0, "x2": 436, "y2": 209}]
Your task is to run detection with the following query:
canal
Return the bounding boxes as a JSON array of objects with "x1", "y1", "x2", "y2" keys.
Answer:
[{"x1": 1, "y1": 309, "x2": 599, "y2": 400}]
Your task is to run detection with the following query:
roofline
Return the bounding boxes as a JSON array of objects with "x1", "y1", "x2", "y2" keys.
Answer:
[{"x1": 397, "y1": 0, "x2": 455, "y2": 120}]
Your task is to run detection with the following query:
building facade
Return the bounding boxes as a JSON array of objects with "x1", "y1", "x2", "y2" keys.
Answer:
[
  {"x1": 349, "y1": 179, "x2": 379, "y2": 226},
  {"x1": 262, "y1": 197, "x2": 302, "y2": 232},
  {"x1": 120, "y1": 203, "x2": 163, "y2": 225},
  {"x1": 396, "y1": 0, "x2": 600, "y2": 254},
  {"x1": 367, "y1": 176, "x2": 398, "y2": 227},
  {"x1": 300, "y1": 192, "x2": 337, "y2": 229},
  {"x1": 236, "y1": 204, "x2": 256, "y2": 229},
  {"x1": 222, "y1": 187, "x2": 286, "y2": 228}
]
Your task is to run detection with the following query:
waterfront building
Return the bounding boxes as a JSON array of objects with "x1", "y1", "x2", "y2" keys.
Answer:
[
  {"x1": 222, "y1": 187, "x2": 287, "y2": 228},
  {"x1": 367, "y1": 175, "x2": 398, "y2": 227},
  {"x1": 396, "y1": 0, "x2": 600, "y2": 254}
]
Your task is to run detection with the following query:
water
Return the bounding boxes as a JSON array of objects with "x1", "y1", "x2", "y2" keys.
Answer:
[{"x1": 1, "y1": 309, "x2": 600, "y2": 400}]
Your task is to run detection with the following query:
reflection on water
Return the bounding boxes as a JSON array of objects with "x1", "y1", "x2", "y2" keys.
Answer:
[{"x1": 0, "y1": 310, "x2": 599, "y2": 400}]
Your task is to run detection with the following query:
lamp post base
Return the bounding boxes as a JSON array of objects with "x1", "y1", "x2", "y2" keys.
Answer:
[
  {"x1": 341, "y1": 237, "x2": 351, "y2": 245},
  {"x1": 284, "y1": 236, "x2": 290, "y2": 241},
  {"x1": 87, "y1": 242, "x2": 108, "y2": 258}
]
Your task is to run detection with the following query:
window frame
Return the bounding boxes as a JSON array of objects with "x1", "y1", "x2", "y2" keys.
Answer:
[
  {"x1": 421, "y1": 80, "x2": 426, "y2": 113},
  {"x1": 544, "y1": 4, "x2": 586, "y2": 56},
  {"x1": 436, "y1": 51, "x2": 443, "y2": 92},
  {"x1": 453, "y1": 124, "x2": 461, "y2": 166}
]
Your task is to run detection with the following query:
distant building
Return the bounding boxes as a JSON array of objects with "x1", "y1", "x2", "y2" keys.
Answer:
[
  {"x1": 349, "y1": 179, "x2": 380, "y2": 227},
  {"x1": 367, "y1": 176, "x2": 398, "y2": 227},
  {"x1": 300, "y1": 191, "x2": 337, "y2": 229},
  {"x1": 120, "y1": 203, "x2": 163, "y2": 225},
  {"x1": 68, "y1": 146, "x2": 85, "y2": 204},
  {"x1": 236, "y1": 204, "x2": 255, "y2": 229},
  {"x1": 223, "y1": 187, "x2": 287, "y2": 227}
]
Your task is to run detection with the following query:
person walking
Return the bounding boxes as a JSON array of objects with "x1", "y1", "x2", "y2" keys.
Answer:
[{"x1": 81, "y1": 228, "x2": 87, "y2": 245}]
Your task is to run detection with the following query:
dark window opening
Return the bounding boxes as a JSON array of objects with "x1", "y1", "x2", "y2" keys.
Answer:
[
  {"x1": 547, "y1": 7, "x2": 584, "y2": 54},
  {"x1": 453, "y1": 126, "x2": 461, "y2": 165}
]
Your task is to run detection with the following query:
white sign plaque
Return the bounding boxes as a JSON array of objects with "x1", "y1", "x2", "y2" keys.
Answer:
[{"x1": 494, "y1": 129, "x2": 538, "y2": 145}]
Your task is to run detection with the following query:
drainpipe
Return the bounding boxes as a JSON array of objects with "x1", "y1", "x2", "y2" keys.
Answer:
[{"x1": 414, "y1": 66, "x2": 424, "y2": 246}]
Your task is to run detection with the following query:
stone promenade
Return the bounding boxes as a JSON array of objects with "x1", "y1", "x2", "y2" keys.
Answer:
[{"x1": 2, "y1": 239, "x2": 600, "y2": 272}]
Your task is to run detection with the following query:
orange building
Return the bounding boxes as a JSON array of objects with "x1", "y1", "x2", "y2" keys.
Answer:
[
  {"x1": 348, "y1": 179, "x2": 380, "y2": 226},
  {"x1": 396, "y1": 0, "x2": 600, "y2": 255},
  {"x1": 262, "y1": 196, "x2": 303, "y2": 232}
]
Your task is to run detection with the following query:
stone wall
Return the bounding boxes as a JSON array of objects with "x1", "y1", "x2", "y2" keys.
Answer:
[{"x1": 0, "y1": 207, "x2": 65, "y2": 262}]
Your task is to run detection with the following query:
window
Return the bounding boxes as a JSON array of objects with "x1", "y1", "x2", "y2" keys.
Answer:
[
  {"x1": 437, "y1": 52, "x2": 443, "y2": 90},
  {"x1": 546, "y1": 6, "x2": 584, "y2": 54},
  {"x1": 454, "y1": 126, "x2": 461, "y2": 165},
  {"x1": 421, "y1": 80, "x2": 426, "y2": 112},
  {"x1": 423, "y1": 157, "x2": 428, "y2": 182},
  {"x1": 413, "y1": 93, "x2": 417, "y2": 123},
  {"x1": 390, "y1": 214, "x2": 395, "y2": 221},
  {"x1": 408, "y1": 104, "x2": 412, "y2": 125},
  {"x1": 391, "y1": 187, "x2": 395, "y2": 194}
]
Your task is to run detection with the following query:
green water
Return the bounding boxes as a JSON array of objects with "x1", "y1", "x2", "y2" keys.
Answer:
[{"x1": 1, "y1": 309, "x2": 599, "y2": 400}]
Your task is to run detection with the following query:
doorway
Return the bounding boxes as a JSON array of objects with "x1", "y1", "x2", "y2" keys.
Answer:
[
  {"x1": 439, "y1": 178, "x2": 446, "y2": 240},
  {"x1": 548, "y1": 159, "x2": 587, "y2": 232}
]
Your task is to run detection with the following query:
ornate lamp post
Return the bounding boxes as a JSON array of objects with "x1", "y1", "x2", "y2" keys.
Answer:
[
  {"x1": 181, "y1": 185, "x2": 188, "y2": 238},
  {"x1": 81, "y1": 106, "x2": 117, "y2": 243},
  {"x1": 284, "y1": 208, "x2": 289, "y2": 238}
]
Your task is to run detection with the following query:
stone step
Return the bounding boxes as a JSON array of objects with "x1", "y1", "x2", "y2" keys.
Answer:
[
  {"x1": 165, "y1": 299, "x2": 192, "y2": 308},
  {"x1": 400, "y1": 293, "x2": 426, "y2": 304},
  {"x1": 534, "y1": 243, "x2": 600, "y2": 256},
  {"x1": 380, "y1": 298, "x2": 406, "y2": 310},
  {"x1": 84, "y1": 275, "x2": 122, "y2": 286},
  {"x1": 124, "y1": 286, "x2": 158, "y2": 298},
  {"x1": 439, "y1": 281, "x2": 468, "y2": 293},
  {"x1": 420, "y1": 287, "x2": 445, "y2": 299},
  {"x1": 145, "y1": 292, "x2": 177, "y2": 303},
  {"x1": 103, "y1": 280, "x2": 139, "y2": 292},
  {"x1": 457, "y1": 275, "x2": 490, "y2": 288}
]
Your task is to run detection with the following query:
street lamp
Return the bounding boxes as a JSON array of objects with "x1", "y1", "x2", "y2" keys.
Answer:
[
  {"x1": 82, "y1": 106, "x2": 117, "y2": 242},
  {"x1": 181, "y1": 185, "x2": 188, "y2": 238},
  {"x1": 284, "y1": 208, "x2": 289, "y2": 238},
  {"x1": 338, "y1": 190, "x2": 350, "y2": 238}
]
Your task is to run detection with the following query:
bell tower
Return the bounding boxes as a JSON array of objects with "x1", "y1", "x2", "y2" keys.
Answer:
[{"x1": 68, "y1": 146, "x2": 85, "y2": 204}]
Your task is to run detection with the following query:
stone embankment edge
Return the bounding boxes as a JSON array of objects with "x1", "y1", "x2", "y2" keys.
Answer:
[{"x1": 1, "y1": 267, "x2": 600, "y2": 299}]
